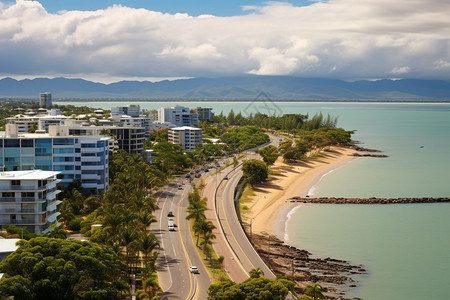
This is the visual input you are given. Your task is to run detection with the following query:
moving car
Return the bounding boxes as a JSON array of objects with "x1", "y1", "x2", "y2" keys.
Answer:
[
  {"x1": 167, "y1": 211, "x2": 174, "y2": 217},
  {"x1": 168, "y1": 218, "x2": 175, "y2": 231},
  {"x1": 223, "y1": 176, "x2": 228, "y2": 180},
  {"x1": 189, "y1": 266, "x2": 199, "y2": 274}
]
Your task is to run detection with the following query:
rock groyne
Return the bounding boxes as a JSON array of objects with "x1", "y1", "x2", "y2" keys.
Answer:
[{"x1": 289, "y1": 197, "x2": 450, "y2": 204}]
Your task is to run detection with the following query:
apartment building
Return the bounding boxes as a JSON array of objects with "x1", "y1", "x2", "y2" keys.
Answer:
[
  {"x1": 0, "y1": 124, "x2": 110, "y2": 193},
  {"x1": 196, "y1": 107, "x2": 214, "y2": 122},
  {"x1": 168, "y1": 126, "x2": 203, "y2": 151},
  {"x1": 111, "y1": 105, "x2": 141, "y2": 117},
  {"x1": 39, "y1": 92, "x2": 52, "y2": 108},
  {"x1": 158, "y1": 106, "x2": 198, "y2": 127},
  {"x1": 0, "y1": 170, "x2": 61, "y2": 234}
]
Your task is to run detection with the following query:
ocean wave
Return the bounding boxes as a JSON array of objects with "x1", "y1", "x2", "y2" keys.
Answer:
[{"x1": 284, "y1": 204, "x2": 302, "y2": 242}]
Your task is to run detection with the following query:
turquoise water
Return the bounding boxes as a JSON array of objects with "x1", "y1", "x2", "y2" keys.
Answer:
[
  {"x1": 57, "y1": 101, "x2": 450, "y2": 299},
  {"x1": 287, "y1": 203, "x2": 450, "y2": 300}
]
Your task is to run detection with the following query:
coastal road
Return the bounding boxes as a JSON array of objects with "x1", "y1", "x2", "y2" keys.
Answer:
[
  {"x1": 216, "y1": 166, "x2": 275, "y2": 279},
  {"x1": 153, "y1": 179, "x2": 212, "y2": 299}
]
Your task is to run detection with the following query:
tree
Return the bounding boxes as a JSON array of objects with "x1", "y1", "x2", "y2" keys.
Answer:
[
  {"x1": 44, "y1": 224, "x2": 67, "y2": 239},
  {"x1": 249, "y1": 268, "x2": 264, "y2": 278},
  {"x1": 256, "y1": 145, "x2": 279, "y2": 166},
  {"x1": 0, "y1": 237, "x2": 125, "y2": 300},
  {"x1": 305, "y1": 283, "x2": 325, "y2": 300},
  {"x1": 242, "y1": 159, "x2": 269, "y2": 186},
  {"x1": 208, "y1": 276, "x2": 294, "y2": 300}
]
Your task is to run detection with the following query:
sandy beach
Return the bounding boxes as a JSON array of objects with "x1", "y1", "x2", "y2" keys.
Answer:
[{"x1": 245, "y1": 146, "x2": 358, "y2": 238}]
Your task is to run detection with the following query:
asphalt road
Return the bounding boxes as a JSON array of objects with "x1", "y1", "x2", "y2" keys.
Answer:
[
  {"x1": 216, "y1": 167, "x2": 275, "y2": 279},
  {"x1": 153, "y1": 179, "x2": 211, "y2": 299}
]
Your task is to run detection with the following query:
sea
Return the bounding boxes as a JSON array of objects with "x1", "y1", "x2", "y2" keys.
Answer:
[{"x1": 55, "y1": 100, "x2": 450, "y2": 300}]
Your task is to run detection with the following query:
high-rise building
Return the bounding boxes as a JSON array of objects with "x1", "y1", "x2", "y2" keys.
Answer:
[
  {"x1": 196, "y1": 107, "x2": 214, "y2": 122},
  {"x1": 39, "y1": 93, "x2": 52, "y2": 108},
  {"x1": 158, "y1": 106, "x2": 198, "y2": 127},
  {"x1": 0, "y1": 125, "x2": 110, "y2": 193},
  {"x1": 168, "y1": 126, "x2": 203, "y2": 151},
  {"x1": 0, "y1": 170, "x2": 61, "y2": 234},
  {"x1": 111, "y1": 105, "x2": 141, "y2": 117}
]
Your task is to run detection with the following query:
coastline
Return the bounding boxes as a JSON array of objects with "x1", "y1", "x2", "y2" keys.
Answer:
[
  {"x1": 242, "y1": 146, "x2": 362, "y2": 298},
  {"x1": 246, "y1": 146, "x2": 358, "y2": 239}
]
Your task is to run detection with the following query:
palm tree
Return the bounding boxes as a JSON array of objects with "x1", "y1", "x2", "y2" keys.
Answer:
[
  {"x1": 197, "y1": 219, "x2": 216, "y2": 253},
  {"x1": 136, "y1": 212, "x2": 157, "y2": 234},
  {"x1": 249, "y1": 268, "x2": 264, "y2": 278},
  {"x1": 186, "y1": 201, "x2": 207, "y2": 223},
  {"x1": 305, "y1": 283, "x2": 324, "y2": 300},
  {"x1": 119, "y1": 227, "x2": 139, "y2": 278},
  {"x1": 137, "y1": 233, "x2": 159, "y2": 273}
]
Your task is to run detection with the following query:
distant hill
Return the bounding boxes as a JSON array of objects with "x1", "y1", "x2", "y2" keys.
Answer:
[{"x1": 1, "y1": 76, "x2": 449, "y2": 101}]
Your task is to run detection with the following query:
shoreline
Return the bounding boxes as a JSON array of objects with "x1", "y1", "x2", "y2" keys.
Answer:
[
  {"x1": 247, "y1": 146, "x2": 358, "y2": 239},
  {"x1": 242, "y1": 146, "x2": 363, "y2": 298}
]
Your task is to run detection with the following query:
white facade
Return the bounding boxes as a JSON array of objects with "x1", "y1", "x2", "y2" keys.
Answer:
[
  {"x1": 111, "y1": 105, "x2": 140, "y2": 117},
  {"x1": 0, "y1": 170, "x2": 61, "y2": 234},
  {"x1": 158, "y1": 106, "x2": 198, "y2": 127},
  {"x1": 169, "y1": 126, "x2": 203, "y2": 151},
  {"x1": 0, "y1": 125, "x2": 110, "y2": 193}
]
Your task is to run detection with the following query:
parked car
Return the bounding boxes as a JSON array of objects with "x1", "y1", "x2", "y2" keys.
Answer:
[
  {"x1": 189, "y1": 266, "x2": 199, "y2": 274},
  {"x1": 195, "y1": 173, "x2": 201, "y2": 178},
  {"x1": 178, "y1": 185, "x2": 183, "y2": 190},
  {"x1": 203, "y1": 168, "x2": 209, "y2": 172},
  {"x1": 185, "y1": 173, "x2": 191, "y2": 178}
]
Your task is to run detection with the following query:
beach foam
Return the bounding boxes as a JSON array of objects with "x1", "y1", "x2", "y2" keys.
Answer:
[{"x1": 284, "y1": 204, "x2": 302, "y2": 242}]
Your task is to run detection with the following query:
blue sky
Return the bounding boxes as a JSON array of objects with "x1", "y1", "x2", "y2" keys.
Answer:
[
  {"x1": 1, "y1": 0, "x2": 450, "y2": 83},
  {"x1": 36, "y1": 0, "x2": 313, "y2": 16}
]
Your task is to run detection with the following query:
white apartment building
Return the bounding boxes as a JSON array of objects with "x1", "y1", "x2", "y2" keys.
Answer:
[
  {"x1": 111, "y1": 105, "x2": 141, "y2": 117},
  {"x1": 0, "y1": 124, "x2": 110, "y2": 193},
  {"x1": 158, "y1": 106, "x2": 198, "y2": 127},
  {"x1": 169, "y1": 126, "x2": 203, "y2": 151},
  {"x1": 0, "y1": 170, "x2": 61, "y2": 234}
]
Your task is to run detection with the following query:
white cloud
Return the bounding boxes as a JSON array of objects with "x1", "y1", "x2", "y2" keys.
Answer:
[
  {"x1": 390, "y1": 66, "x2": 411, "y2": 75},
  {"x1": 1, "y1": 0, "x2": 450, "y2": 82}
]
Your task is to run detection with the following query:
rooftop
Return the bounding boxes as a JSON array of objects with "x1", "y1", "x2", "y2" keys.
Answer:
[{"x1": 0, "y1": 170, "x2": 60, "y2": 180}]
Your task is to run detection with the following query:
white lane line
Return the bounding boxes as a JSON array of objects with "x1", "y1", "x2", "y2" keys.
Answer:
[{"x1": 158, "y1": 191, "x2": 173, "y2": 291}]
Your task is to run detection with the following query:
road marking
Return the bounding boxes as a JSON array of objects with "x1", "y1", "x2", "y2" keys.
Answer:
[
  {"x1": 158, "y1": 191, "x2": 174, "y2": 291},
  {"x1": 220, "y1": 171, "x2": 256, "y2": 270},
  {"x1": 172, "y1": 243, "x2": 177, "y2": 257},
  {"x1": 176, "y1": 186, "x2": 197, "y2": 300}
]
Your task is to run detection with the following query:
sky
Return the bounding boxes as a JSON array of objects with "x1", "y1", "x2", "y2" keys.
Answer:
[{"x1": 1, "y1": 0, "x2": 450, "y2": 83}]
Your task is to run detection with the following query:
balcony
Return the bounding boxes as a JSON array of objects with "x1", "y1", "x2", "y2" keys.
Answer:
[
  {"x1": 47, "y1": 212, "x2": 61, "y2": 223},
  {"x1": 0, "y1": 197, "x2": 46, "y2": 203},
  {"x1": 81, "y1": 156, "x2": 100, "y2": 162},
  {"x1": 0, "y1": 208, "x2": 38, "y2": 214},
  {"x1": 81, "y1": 174, "x2": 99, "y2": 180},
  {"x1": 0, "y1": 219, "x2": 46, "y2": 225}
]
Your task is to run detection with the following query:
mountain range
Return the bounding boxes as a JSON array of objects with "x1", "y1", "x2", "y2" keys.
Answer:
[{"x1": 1, "y1": 76, "x2": 450, "y2": 101}]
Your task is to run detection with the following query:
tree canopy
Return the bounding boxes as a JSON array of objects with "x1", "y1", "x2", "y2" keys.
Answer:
[
  {"x1": 242, "y1": 159, "x2": 269, "y2": 186},
  {"x1": 208, "y1": 275, "x2": 294, "y2": 300},
  {"x1": 0, "y1": 237, "x2": 126, "y2": 300}
]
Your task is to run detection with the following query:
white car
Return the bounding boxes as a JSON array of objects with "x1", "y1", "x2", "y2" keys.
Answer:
[{"x1": 189, "y1": 266, "x2": 199, "y2": 274}]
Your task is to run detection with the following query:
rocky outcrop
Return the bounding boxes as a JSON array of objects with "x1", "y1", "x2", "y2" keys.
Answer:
[
  {"x1": 289, "y1": 197, "x2": 450, "y2": 204},
  {"x1": 250, "y1": 233, "x2": 364, "y2": 300},
  {"x1": 352, "y1": 153, "x2": 388, "y2": 158}
]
